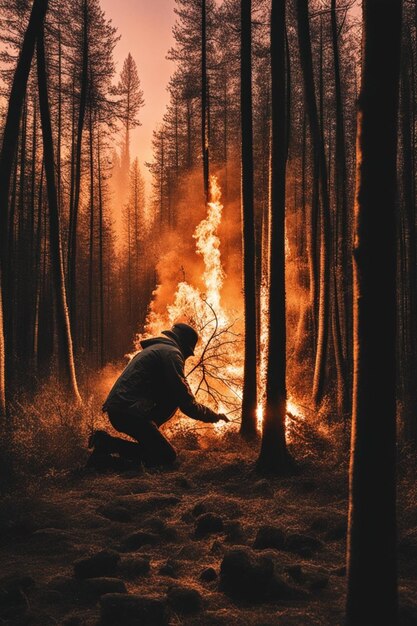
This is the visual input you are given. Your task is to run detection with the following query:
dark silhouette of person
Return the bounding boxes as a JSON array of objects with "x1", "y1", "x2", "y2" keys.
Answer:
[{"x1": 87, "y1": 323, "x2": 228, "y2": 469}]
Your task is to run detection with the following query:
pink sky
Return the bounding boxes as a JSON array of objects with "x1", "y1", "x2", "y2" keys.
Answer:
[{"x1": 100, "y1": 0, "x2": 177, "y2": 192}]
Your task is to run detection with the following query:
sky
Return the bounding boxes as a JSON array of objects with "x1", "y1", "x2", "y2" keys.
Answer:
[{"x1": 100, "y1": 0, "x2": 177, "y2": 192}]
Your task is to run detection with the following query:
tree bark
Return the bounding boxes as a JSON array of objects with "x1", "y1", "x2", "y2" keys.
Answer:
[
  {"x1": 240, "y1": 0, "x2": 258, "y2": 438},
  {"x1": 346, "y1": 0, "x2": 401, "y2": 623},
  {"x1": 67, "y1": 0, "x2": 89, "y2": 350},
  {"x1": 37, "y1": 25, "x2": 81, "y2": 403},
  {"x1": 202, "y1": 0, "x2": 209, "y2": 202},
  {"x1": 256, "y1": 0, "x2": 291, "y2": 474},
  {"x1": 0, "y1": 0, "x2": 48, "y2": 416},
  {"x1": 296, "y1": 0, "x2": 332, "y2": 407}
]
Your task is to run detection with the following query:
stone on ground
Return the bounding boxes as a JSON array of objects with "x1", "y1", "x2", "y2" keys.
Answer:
[
  {"x1": 167, "y1": 585, "x2": 202, "y2": 614},
  {"x1": 100, "y1": 593, "x2": 168, "y2": 626},
  {"x1": 73, "y1": 550, "x2": 120, "y2": 579}
]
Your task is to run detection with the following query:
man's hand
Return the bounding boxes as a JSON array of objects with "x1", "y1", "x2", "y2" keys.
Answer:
[{"x1": 215, "y1": 413, "x2": 230, "y2": 423}]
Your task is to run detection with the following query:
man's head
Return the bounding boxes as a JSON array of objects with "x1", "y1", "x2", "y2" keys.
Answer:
[{"x1": 162, "y1": 323, "x2": 199, "y2": 359}]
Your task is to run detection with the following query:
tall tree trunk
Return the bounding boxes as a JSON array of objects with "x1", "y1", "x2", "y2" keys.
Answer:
[
  {"x1": 201, "y1": 0, "x2": 209, "y2": 202},
  {"x1": 0, "y1": 0, "x2": 48, "y2": 416},
  {"x1": 88, "y1": 106, "x2": 94, "y2": 357},
  {"x1": 240, "y1": 0, "x2": 257, "y2": 438},
  {"x1": 67, "y1": 0, "x2": 89, "y2": 350},
  {"x1": 37, "y1": 25, "x2": 81, "y2": 403},
  {"x1": 399, "y1": 31, "x2": 417, "y2": 444},
  {"x1": 346, "y1": 1, "x2": 401, "y2": 623},
  {"x1": 256, "y1": 0, "x2": 291, "y2": 473},
  {"x1": 296, "y1": 0, "x2": 332, "y2": 407},
  {"x1": 97, "y1": 128, "x2": 105, "y2": 367},
  {"x1": 331, "y1": 0, "x2": 350, "y2": 415}
]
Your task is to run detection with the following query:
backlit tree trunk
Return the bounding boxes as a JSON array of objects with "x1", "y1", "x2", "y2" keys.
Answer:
[
  {"x1": 346, "y1": 1, "x2": 402, "y2": 623},
  {"x1": 0, "y1": 0, "x2": 48, "y2": 416},
  {"x1": 240, "y1": 0, "x2": 257, "y2": 438},
  {"x1": 256, "y1": 0, "x2": 291, "y2": 473},
  {"x1": 37, "y1": 24, "x2": 81, "y2": 403},
  {"x1": 296, "y1": 0, "x2": 332, "y2": 407},
  {"x1": 202, "y1": 0, "x2": 209, "y2": 203}
]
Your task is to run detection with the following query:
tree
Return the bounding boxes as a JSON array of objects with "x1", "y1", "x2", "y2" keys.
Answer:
[
  {"x1": 37, "y1": 22, "x2": 81, "y2": 403},
  {"x1": 239, "y1": 0, "x2": 257, "y2": 438},
  {"x1": 346, "y1": 1, "x2": 402, "y2": 624},
  {"x1": 0, "y1": 0, "x2": 48, "y2": 416},
  {"x1": 296, "y1": 0, "x2": 332, "y2": 408},
  {"x1": 256, "y1": 0, "x2": 292, "y2": 473},
  {"x1": 114, "y1": 52, "x2": 144, "y2": 205}
]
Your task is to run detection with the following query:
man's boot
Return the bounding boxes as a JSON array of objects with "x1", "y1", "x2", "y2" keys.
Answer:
[{"x1": 88, "y1": 429, "x2": 142, "y2": 468}]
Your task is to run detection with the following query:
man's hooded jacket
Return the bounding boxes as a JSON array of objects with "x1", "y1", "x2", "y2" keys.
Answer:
[{"x1": 103, "y1": 335, "x2": 219, "y2": 426}]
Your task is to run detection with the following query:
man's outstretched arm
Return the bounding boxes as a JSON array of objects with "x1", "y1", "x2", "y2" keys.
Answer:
[{"x1": 163, "y1": 350, "x2": 228, "y2": 423}]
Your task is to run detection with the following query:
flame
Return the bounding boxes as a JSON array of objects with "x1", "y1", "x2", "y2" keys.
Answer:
[
  {"x1": 140, "y1": 176, "x2": 304, "y2": 435},
  {"x1": 142, "y1": 176, "x2": 242, "y2": 429}
]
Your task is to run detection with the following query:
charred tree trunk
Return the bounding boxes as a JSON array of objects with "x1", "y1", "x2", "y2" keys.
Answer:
[
  {"x1": 346, "y1": 0, "x2": 401, "y2": 623},
  {"x1": 240, "y1": 0, "x2": 258, "y2": 438},
  {"x1": 37, "y1": 25, "x2": 81, "y2": 403},
  {"x1": 256, "y1": 0, "x2": 292, "y2": 474},
  {"x1": 0, "y1": 0, "x2": 48, "y2": 415}
]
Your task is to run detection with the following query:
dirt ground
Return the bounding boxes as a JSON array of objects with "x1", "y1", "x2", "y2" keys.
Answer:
[{"x1": 1, "y1": 429, "x2": 417, "y2": 626}]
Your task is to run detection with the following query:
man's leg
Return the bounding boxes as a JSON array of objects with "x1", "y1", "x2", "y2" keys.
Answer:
[
  {"x1": 126, "y1": 419, "x2": 177, "y2": 467},
  {"x1": 101, "y1": 408, "x2": 177, "y2": 467}
]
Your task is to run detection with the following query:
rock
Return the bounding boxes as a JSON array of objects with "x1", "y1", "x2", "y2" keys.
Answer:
[
  {"x1": 175, "y1": 544, "x2": 201, "y2": 560},
  {"x1": 285, "y1": 565, "x2": 329, "y2": 592},
  {"x1": 195, "y1": 513, "x2": 224, "y2": 538},
  {"x1": 284, "y1": 533, "x2": 323, "y2": 556},
  {"x1": 176, "y1": 476, "x2": 192, "y2": 490},
  {"x1": 192, "y1": 502, "x2": 206, "y2": 517},
  {"x1": 253, "y1": 525, "x2": 285, "y2": 550},
  {"x1": 73, "y1": 550, "x2": 120, "y2": 579},
  {"x1": 119, "y1": 557, "x2": 151, "y2": 579},
  {"x1": 200, "y1": 567, "x2": 217, "y2": 582},
  {"x1": 83, "y1": 577, "x2": 127, "y2": 599},
  {"x1": 167, "y1": 585, "x2": 202, "y2": 614},
  {"x1": 100, "y1": 593, "x2": 168, "y2": 625},
  {"x1": 219, "y1": 547, "x2": 302, "y2": 603},
  {"x1": 120, "y1": 531, "x2": 159, "y2": 551},
  {"x1": 224, "y1": 521, "x2": 245, "y2": 544},
  {"x1": 159, "y1": 559, "x2": 178, "y2": 578},
  {"x1": 97, "y1": 504, "x2": 132, "y2": 523},
  {"x1": 219, "y1": 548, "x2": 275, "y2": 601}
]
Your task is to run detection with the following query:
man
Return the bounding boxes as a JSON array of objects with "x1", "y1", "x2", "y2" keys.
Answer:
[{"x1": 88, "y1": 323, "x2": 228, "y2": 469}]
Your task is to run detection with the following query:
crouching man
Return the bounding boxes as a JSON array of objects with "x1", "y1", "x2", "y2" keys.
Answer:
[{"x1": 88, "y1": 323, "x2": 228, "y2": 469}]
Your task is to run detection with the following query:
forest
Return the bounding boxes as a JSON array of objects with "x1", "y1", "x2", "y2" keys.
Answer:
[{"x1": 0, "y1": 0, "x2": 415, "y2": 624}]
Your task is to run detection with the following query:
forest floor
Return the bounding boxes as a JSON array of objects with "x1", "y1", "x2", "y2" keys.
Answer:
[{"x1": 1, "y1": 424, "x2": 417, "y2": 626}]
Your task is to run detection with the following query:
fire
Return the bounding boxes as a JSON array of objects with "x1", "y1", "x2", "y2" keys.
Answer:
[
  {"x1": 141, "y1": 175, "x2": 304, "y2": 435},
  {"x1": 142, "y1": 176, "x2": 242, "y2": 428}
]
